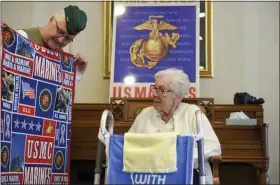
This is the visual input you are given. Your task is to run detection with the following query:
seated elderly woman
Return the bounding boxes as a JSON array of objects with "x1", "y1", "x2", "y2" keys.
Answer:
[{"x1": 98, "y1": 68, "x2": 221, "y2": 184}]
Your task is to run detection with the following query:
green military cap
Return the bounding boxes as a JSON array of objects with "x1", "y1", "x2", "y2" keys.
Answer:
[{"x1": 64, "y1": 5, "x2": 87, "y2": 35}]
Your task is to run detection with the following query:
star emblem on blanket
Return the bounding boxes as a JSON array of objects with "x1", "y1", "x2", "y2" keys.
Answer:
[{"x1": 13, "y1": 118, "x2": 41, "y2": 131}]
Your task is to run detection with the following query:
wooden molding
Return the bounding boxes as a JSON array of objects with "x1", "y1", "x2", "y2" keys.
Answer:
[{"x1": 72, "y1": 103, "x2": 110, "y2": 121}]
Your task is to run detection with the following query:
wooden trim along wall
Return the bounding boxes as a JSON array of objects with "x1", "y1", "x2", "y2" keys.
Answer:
[{"x1": 71, "y1": 103, "x2": 109, "y2": 160}]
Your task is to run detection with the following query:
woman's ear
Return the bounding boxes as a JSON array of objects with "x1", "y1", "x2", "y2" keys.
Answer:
[{"x1": 175, "y1": 95, "x2": 182, "y2": 104}]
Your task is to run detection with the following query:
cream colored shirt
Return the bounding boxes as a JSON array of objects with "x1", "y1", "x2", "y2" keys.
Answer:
[
  {"x1": 98, "y1": 103, "x2": 221, "y2": 184},
  {"x1": 128, "y1": 103, "x2": 221, "y2": 184}
]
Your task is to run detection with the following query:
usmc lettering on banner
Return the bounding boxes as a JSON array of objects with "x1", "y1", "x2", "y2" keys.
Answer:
[
  {"x1": 24, "y1": 165, "x2": 52, "y2": 185},
  {"x1": 112, "y1": 85, "x2": 196, "y2": 98},
  {"x1": 33, "y1": 53, "x2": 62, "y2": 84},
  {"x1": 33, "y1": 43, "x2": 62, "y2": 84},
  {"x1": 24, "y1": 135, "x2": 54, "y2": 164}
]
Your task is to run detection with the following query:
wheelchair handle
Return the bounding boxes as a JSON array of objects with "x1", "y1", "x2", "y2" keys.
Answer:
[
  {"x1": 100, "y1": 109, "x2": 114, "y2": 134},
  {"x1": 195, "y1": 110, "x2": 206, "y2": 185},
  {"x1": 94, "y1": 110, "x2": 114, "y2": 185}
]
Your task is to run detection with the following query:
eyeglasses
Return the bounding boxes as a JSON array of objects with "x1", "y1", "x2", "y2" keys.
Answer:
[
  {"x1": 54, "y1": 18, "x2": 73, "y2": 43},
  {"x1": 150, "y1": 85, "x2": 173, "y2": 96}
]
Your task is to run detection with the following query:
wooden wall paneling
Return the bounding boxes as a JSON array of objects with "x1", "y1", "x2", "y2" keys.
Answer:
[
  {"x1": 70, "y1": 120, "x2": 100, "y2": 160},
  {"x1": 72, "y1": 103, "x2": 110, "y2": 121}
]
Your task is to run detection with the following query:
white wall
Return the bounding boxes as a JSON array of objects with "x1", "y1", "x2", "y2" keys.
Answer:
[
  {"x1": 1, "y1": 1, "x2": 279, "y2": 183},
  {"x1": 200, "y1": 2, "x2": 279, "y2": 183}
]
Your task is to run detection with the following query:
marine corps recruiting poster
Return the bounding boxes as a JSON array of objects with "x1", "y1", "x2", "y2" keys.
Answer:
[
  {"x1": 1, "y1": 22, "x2": 76, "y2": 184},
  {"x1": 109, "y1": 2, "x2": 200, "y2": 99}
]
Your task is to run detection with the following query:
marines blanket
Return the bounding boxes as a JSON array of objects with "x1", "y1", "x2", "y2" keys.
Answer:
[{"x1": 1, "y1": 22, "x2": 76, "y2": 185}]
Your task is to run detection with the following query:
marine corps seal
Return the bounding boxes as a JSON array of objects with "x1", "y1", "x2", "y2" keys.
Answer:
[
  {"x1": 2, "y1": 25, "x2": 15, "y2": 47},
  {"x1": 39, "y1": 89, "x2": 52, "y2": 111},
  {"x1": 54, "y1": 151, "x2": 64, "y2": 169}
]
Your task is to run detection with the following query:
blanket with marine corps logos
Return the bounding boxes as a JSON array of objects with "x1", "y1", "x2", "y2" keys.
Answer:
[{"x1": 1, "y1": 22, "x2": 76, "y2": 185}]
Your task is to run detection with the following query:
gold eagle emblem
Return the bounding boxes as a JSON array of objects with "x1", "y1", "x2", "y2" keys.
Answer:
[{"x1": 130, "y1": 15, "x2": 180, "y2": 69}]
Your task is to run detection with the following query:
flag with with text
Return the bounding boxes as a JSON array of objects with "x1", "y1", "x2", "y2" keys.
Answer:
[{"x1": 1, "y1": 22, "x2": 76, "y2": 185}]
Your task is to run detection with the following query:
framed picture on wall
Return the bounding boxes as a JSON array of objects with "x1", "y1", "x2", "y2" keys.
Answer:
[{"x1": 103, "y1": 1, "x2": 213, "y2": 78}]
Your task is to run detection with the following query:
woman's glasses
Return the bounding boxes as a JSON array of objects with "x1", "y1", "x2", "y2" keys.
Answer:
[{"x1": 150, "y1": 85, "x2": 173, "y2": 96}]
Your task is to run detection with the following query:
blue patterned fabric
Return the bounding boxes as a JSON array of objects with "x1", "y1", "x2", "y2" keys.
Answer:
[{"x1": 107, "y1": 135, "x2": 195, "y2": 184}]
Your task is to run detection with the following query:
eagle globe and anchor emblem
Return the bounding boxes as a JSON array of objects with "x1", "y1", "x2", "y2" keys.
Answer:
[{"x1": 129, "y1": 15, "x2": 180, "y2": 69}]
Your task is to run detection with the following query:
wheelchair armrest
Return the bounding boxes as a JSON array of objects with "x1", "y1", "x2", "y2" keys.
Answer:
[{"x1": 209, "y1": 155, "x2": 222, "y2": 185}]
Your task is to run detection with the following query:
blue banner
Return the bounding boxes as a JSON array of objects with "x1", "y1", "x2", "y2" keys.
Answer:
[
  {"x1": 110, "y1": 4, "x2": 199, "y2": 98},
  {"x1": 107, "y1": 135, "x2": 195, "y2": 184},
  {"x1": 1, "y1": 23, "x2": 76, "y2": 184}
]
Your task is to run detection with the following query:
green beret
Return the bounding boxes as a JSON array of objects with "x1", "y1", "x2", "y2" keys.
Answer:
[{"x1": 64, "y1": 5, "x2": 87, "y2": 35}]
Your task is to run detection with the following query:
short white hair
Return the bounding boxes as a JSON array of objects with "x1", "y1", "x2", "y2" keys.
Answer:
[
  {"x1": 53, "y1": 9, "x2": 65, "y2": 22},
  {"x1": 154, "y1": 68, "x2": 190, "y2": 98}
]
